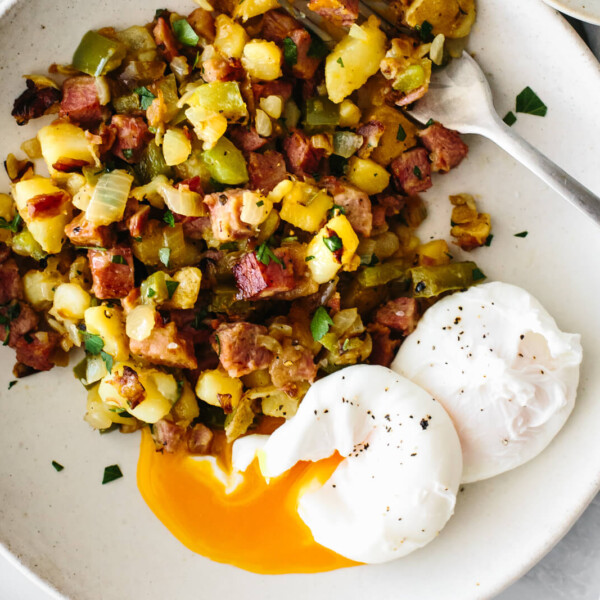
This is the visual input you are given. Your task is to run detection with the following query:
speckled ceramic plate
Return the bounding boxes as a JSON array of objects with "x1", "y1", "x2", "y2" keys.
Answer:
[
  {"x1": 544, "y1": 0, "x2": 600, "y2": 25},
  {"x1": 1, "y1": 1, "x2": 600, "y2": 599}
]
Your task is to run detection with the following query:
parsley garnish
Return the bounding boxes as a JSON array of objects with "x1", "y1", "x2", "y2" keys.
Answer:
[
  {"x1": 111, "y1": 255, "x2": 126, "y2": 264},
  {"x1": 122, "y1": 149, "x2": 134, "y2": 160},
  {"x1": 282, "y1": 37, "x2": 298, "y2": 66},
  {"x1": 396, "y1": 124, "x2": 407, "y2": 141},
  {"x1": 323, "y1": 234, "x2": 343, "y2": 253},
  {"x1": 158, "y1": 247, "x2": 171, "y2": 268},
  {"x1": 342, "y1": 338, "x2": 350, "y2": 351},
  {"x1": 514, "y1": 231, "x2": 528, "y2": 238},
  {"x1": 516, "y1": 87, "x2": 547, "y2": 117},
  {"x1": 425, "y1": 118, "x2": 435, "y2": 127},
  {"x1": 8, "y1": 380, "x2": 17, "y2": 390},
  {"x1": 163, "y1": 210, "x2": 175, "y2": 228},
  {"x1": 154, "y1": 8, "x2": 167, "y2": 19},
  {"x1": 256, "y1": 242, "x2": 282, "y2": 266},
  {"x1": 0, "y1": 213, "x2": 22, "y2": 233},
  {"x1": 328, "y1": 204, "x2": 346, "y2": 219},
  {"x1": 100, "y1": 351, "x2": 113, "y2": 373},
  {"x1": 102, "y1": 464, "x2": 123, "y2": 484},
  {"x1": 310, "y1": 306, "x2": 334, "y2": 342},
  {"x1": 134, "y1": 86, "x2": 156, "y2": 111},
  {"x1": 417, "y1": 20, "x2": 434, "y2": 42},
  {"x1": 305, "y1": 255, "x2": 315, "y2": 262},
  {"x1": 52, "y1": 460, "x2": 64, "y2": 472},
  {"x1": 83, "y1": 333, "x2": 104, "y2": 355},
  {"x1": 472, "y1": 267, "x2": 486, "y2": 281},
  {"x1": 256, "y1": 200, "x2": 264, "y2": 207},
  {"x1": 413, "y1": 165, "x2": 423, "y2": 179},
  {"x1": 133, "y1": 236, "x2": 143, "y2": 242},
  {"x1": 503, "y1": 111, "x2": 517, "y2": 127},
  {"x1": 147, "y1": 288, "x2": 156, "y2": 298},
  {"x1": 166, "y1": 280, "x2": 180, "y2": 299},
  {"x1": 215, "y1": 333, "x2": 221, "y2": 356},
  {"x1": 307, "y1": 35, "x2": 328, "y2": 59},
  {"x1": 337, "y1": 57, "x2": 345, "y2": 68},
  {"x1": 281, "y1": 236, "x2": 298, "y2": 243},
  {"x1": 193, "y1": 51, "x2": 200, "y2": 69},
  {"x1": 173, "y1": 18, "x2": 200, "y2": 47},
  {"x1": 485, "y1": 234, "x2": 494, "y2": 246}
]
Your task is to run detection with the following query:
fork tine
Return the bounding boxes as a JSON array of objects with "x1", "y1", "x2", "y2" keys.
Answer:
[
  {"x1": 277, "y1": 0, "x2": 337, "y2": 46},
  {"x1": 359, "y1": 0, "x2": 414, "y2": 37}
]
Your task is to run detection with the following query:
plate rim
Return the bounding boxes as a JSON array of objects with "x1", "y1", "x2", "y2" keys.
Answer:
[{"x1": 543, "y1": 0, "x2": 600, "y2": 26}]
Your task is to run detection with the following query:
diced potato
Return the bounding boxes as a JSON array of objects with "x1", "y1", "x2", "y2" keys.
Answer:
[
  {"x1": 51, "y1": 283, "x2": 91, "y2": 321},
  {"x1": 225, "y1": 394, "x2": 255, "y2": 442},
  {"x1": 418, "y1": 239, "x2": 451, "y2": 266},
  {"x1": 260, "y1": 386, "x2": 306, "y2": 419},
  {"x1": 195, "y1": 368, "x2": 243, "y2": 411},
  {"x1": 23, "y1": 267, "x2": 66, "y2": 311},
  {"x1": 280, "y1": 182, "x2": 333, "y2": 233},
  {"x1": 365, "y1": 105, "x2": 418, "y2": 166},
  {"x1": 234, "y1": 0, "x2": 280, "y2": 21},
  {"x1": 404, "y1": 0, "x2": 476, "y2": 39},
  {"x1": 162, "y1": 128, "x2": 192, "y2": 166},
  {"x1": 214, "y1": 14, "x2": 249, "y2": 59},
  {"x1": 325, "y1": 16, "x2": 387, "y2": 104},
  {"x1": 84, "y1": 306, "x2": 129, "y2": 361},
  {"x1": 0, "y1": 193, "x2": 14, "y2": 221},
  {"x1": 164, "y1": 267, "x2": 202, "y2": 310},
  {"x1": 171, "y1": 381, "x2": 200, "y2": 428},
  {"x1": 346, "y1": 156, "x2": 390, "y2": 195},
  {"x1": 306, "y1": 214, "x2": 360, "y2": 284},
  {"x1": 189, "y1": 113, "x2": 228, "y2": 150},
  {"x1": 242, "y1": 40, "x2": 282, "y2": 81},
  {"x1": 338, "y1": 99, "x2": 361, "y2": 128},
  {"x1": 11, "y1": 176, "x2": 71, "y2": 254},
  {"x1": 84, "y1": 384, "x2": 133, "y2": 430},
  {"x1": 240, "y1": 190, "x2": 273, "y2": 227},
  {"x1": 241, "y1": 368, "x2": 272, "y2": 388},
  {"x1": 126, "y1": 305, "x2": 156, "y2": 341},
  {"x1": 37, "y1": 122, "x2": 96, "y2": 177}
]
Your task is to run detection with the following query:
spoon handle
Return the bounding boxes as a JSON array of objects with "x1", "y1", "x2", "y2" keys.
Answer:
[{"x1": 482, "y1": 114, "x2": 600, "y2": 225}]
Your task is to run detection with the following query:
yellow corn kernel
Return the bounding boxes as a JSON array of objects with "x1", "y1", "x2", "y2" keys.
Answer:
[
  {"x1": 84, "y1": 306, "x2": 129, "y2": 362},
  {"x1": 214, "y1": 14, "x2": 249, "y2": 59},
  {"x1": 162, "y1": 128, "x2": 192, "y2": 166},
  {"x1": 346, "y1": 156, "x2": 390, "y2": 195},
  {"x1": 338, "y1": 99, "x2": 361, "y2": 128},
  {"x1": 242, "y1": 40, "x2": 282, "y2": 81},
  {"x1": 195, "y1": 368, "x2": 243, "y2": 411}
]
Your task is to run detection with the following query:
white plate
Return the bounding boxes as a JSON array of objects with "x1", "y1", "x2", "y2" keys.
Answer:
[
  {"x1": 1, "y1": 1, "x2": 600, "y2": 599},
  {"x1": 544, "y1": 0, "x2": 600, "y2": 25}
]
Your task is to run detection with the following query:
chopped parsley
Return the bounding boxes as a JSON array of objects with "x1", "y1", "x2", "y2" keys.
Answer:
[
  {"x1": 111, "y1": 255, "x2": 126, "y2": 264},
  {"x1": 256, "y1": 242, "x2": 282, "y2": 266},
  {"x1": 503, "y1": 111, "x2": 517, "y2": 127},
  {"x1": 281, "y1": 236, "x2": 298, "y2": 243},
  {"x1": 154, "y1": 8, "x2": 167, "y2": 19},
  {"x1": 337, "y1": 57, "x2": 345, "y2": 68},
  {"x1": 310, "y1": 306, "x2": 334, "y2": 342},
  {"x1": 413, "y1": 165, "x2": 423, "y2": 179},
  {"x1": 193, "y1": 51, "x2": 200, "y2": 69},
  {"x1": 282, "y1": 37, "x2": 298, "y2": 66},
  {"x1": 425, "y1": 118, "x2": 435, "y2": 127},
  {"x1": 8, "y1": 380, "x2": 17, "y2": 390},
  {"x1": 328, "y1": 204, "x2": 346, "y2": 219},
  {"x1": 0, "y1": 213, "x2": 22, "y2": 233},
  {"x1": 122, "y1": 148, "x2": 134, "y2": 160},
  {"x1": 173, "y1": 18, "x2": 200, "y2": 47},
  {"x1": 100, "y1": 351, "x2": 113, "y2": 373},
  {"x1": 158, "y1": 247, "x2": 171, "y2": 268},
  {"x1": 102, "y1": 464, "x2": 123, "y2": 485},
  {"x1": 163, "y1": 210, "x2": 175, "y2": 228},
  {"x1": 305, "y1": 255, "x2": 315, "y2": 262},
  {"x1": 307, "y1": 35, "x2": 328, "y2": 59},
  {"x1": 147, "y1": 287, "x2": 157, "y2": 298},
  {"x1": 323, "y1": 234, "x2": 343, "y2": 253},
  {"x1": 515, "y1": 87, "x2": 547, "y2": 117},
  {"x1": 396, "y1": 124, "x2": 407, "y2": 142},
  {"x1": 134, "y1": 86, "x2": 156, "y2": 111},
  {"x1": 484, "y1": 234, "x2": 494, "y2": 247},
  {"x1": 417, "y1": 20, "x2": 434, "y2": 43},
  {"x1": 215, "y1": 333, "x2": 221, "y2": 356},
  {"x1": 342, "y1": 338, "x2": 350, "y2": 351},
  {"x1": 514, "y1": 231, "x2": 528, "y2": 238},
  {"x1": 165, "y1": 280, "x2": 180, "y2": 299},
  {"x1": 83, "y1": 333, "x2": 104, "y2": 355},
  {"x1": 256, "y1": 200, "x2": 264, "y2": 207},
  {"x1": 51, "y1": 460, "x2": 64, "y2": 472},
  {"x1": 472, "y1": 267, "x2": 486, "y2": 281}
]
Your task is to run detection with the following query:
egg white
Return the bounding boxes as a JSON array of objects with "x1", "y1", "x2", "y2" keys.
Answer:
[{"x1": 392, "y1": 281, "x2": 583, "y2": 483}]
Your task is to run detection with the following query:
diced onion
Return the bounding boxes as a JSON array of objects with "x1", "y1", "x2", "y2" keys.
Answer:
[
  {"x1": 94, "y1": 76, "x2": 111, "y2": 105},
  {"x1": 430, "y1": 34, "x2": 445, "y2": 66},
  {"x1": 86, "y1": 354, "x2": 109, "y2": 383},
  {"x1": 193, "y1": 0, "x2": 213, "y2": 10},
  {"x1": 259, "y1": 95, "x2": 283, "y2": 119},
  {"x1": 157, "y1": 180, "x2": 206, "y2": 217},
  {"x1": 255, "y1": 109, "x2": 272, "y2": 138},
  {"x1": 126, "y1": 305, "x2": 156, "y2": 341},
  {"x1": 86, "y1": 170, "x2": 133, "y2": 225},
  {"x1": 240, "y1": 191, "x2": 272, "y2": 227},
  {"x1": 349, "y1": 23, "x2": 368, "y2": 40},
  {"x1": 162, "y1": 128, "x2": 192, "y2": 166},
  {"x1": 256, "y1": 334, "x2": 282, "y2": 354}
]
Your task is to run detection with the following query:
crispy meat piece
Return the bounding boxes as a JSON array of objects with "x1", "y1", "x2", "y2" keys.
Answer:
[
  {"x1": 229, "y1": 126, "x2": 269, "y2": 153},
  {"x1": 130, "y1": 321, "x2": 198, "y2": 370},
  {"x1": 60, "y1": 76, "x2": 108, "y2": 128},
  {"x1": 88, "y1": 247, "x2": 134, "y2": 299},
  {"x1": 283, "y1": 130, "x2": 324, "y2": 176},
  {"x1": 357, "y1": 120, "x2": 385, "y2": 159},
  {"x1": 0, "y1": 259, "x2": 24, "y2": 305},
  {"x1": 248, "y1": 151, "x2": 288, "y2": 193},
  {"x1": 322, "y1": 177, "x2": 373, "y2": 237},
  {"x1": 203, "y1": 189, "x2": 253, "y2": 242},
  {"x1": 269, "y1": 340, "x2": 317, "y2": 391},
  {"x1": 374, "y1": 194, "x2": 406, "y2": 217},
  {"x1": 111, "y1": 115, "x2": 151, "y2": 164},
  {"x1": 52, "y1": 158, "x2": 92, "y2": 173},
  {"x1": 419, "y1": 122, "x2": 469, "y2": 172},
  {"x1": 153, "y1": 16, "x2": 181, "y2": 62},
  {"x1": 125, "y1": 203, "x2": 151, "y2": 238},
  {"x1": 27, "y1": 191, "x2": 70, "y2": 219},
  {"x1": 187, "y1": 423, "x2": 214, "y2": 454},
  {"x1": 251, "y1": 80, "x2": 294, "y2": 103},
  {"x1": 0, "y1": 243, "x2": 10, "y2": 264},
  {"x1": 113, "y1": 366, "x2": 146, "y2": 409},
  {"x1": 15, "y1": 331, "x2": 59, "y2": 372},
  {"x1": 153, "y1": 419, "x2": 185, "y2": 453},
  {"x1": 0, "y1": 302, "x2": 39, "y2": 348},
  {"x1": 202, "y1": 56, "x2": 244, "y2": 82},
  {"x1": 212, "y1": 322, "x2": 274, "y2": 377},
  {"x1": 233, "y1": 250, "x2": 296, "y2": 300},
  {"x1": 187, "y1": 7, "x2": 215, "y2": 44},
  {"x1": 180, "y1": 216, "x2": 211, "y2": 240},
  {"x1": 12, "y1": 79, "x2": 61, "y2": 126},
  {"x1": 390, "y1": 148, "x2": 433, "y2": 195},
  {"x1": 367, "y1": 323, "x2": 398, "y2": 368},
  {"x1": 288, "y1": 28, "x2": 321, "y2": 80},
  {"x1": 261, "y1": 10, "x2": 301, "y2": 42},
  {"x1": 372, "y1": 204, "x2": 386, "y2": 229},
  {"x1": 65, "y1": 213, "x2": 116, "y2": 248},
  {"x1": 307, "y1": 0, "x2": 359, "y2": 26},
  {"x1": 375, "y1": 297, "x2": 419, "y2": 335}
]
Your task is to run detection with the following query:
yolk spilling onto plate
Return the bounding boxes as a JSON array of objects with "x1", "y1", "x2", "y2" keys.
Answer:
[{"x1": 137, "y1": 428, "x2": 360, "y2": 574}]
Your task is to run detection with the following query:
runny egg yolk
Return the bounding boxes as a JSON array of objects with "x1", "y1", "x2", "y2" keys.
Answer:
[{"x1": 137, "y1": 428, "x2": 361, "y2": 574}]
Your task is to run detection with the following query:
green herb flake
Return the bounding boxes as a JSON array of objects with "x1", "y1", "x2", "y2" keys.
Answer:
[
  {"x1": 122, "y1": 148, "x2": 134, "y2": 160},
  {"x1": 219, "y1": 241, "x2": 238, "y2": 251},
  {"x1": 165, "y1": 280, "x2": 180, "y2": 299},
  {"x1": 417, "y1": 20, "x2": 434, "y2": 43},
  {"x1": 52, "y1": 460, "x2": 64, "y2": 472},
  {"x1": 328, "y1": 204, "x2": 347, "y2": 219},
  {"x1": 413, "y1": 165, "x2": 423, "y2": 179},
  {"x1": 310, "y1": 306, "x2": 334, "y2": 342},
  {"x1": 193, "y1": 51, "x2": 200, "y2": 69},
  {"x1": 503, "y1": 111, "x2": 517, "y2": 127},
  {"x1": 102, "y1": 464, "x2": 123, "y2": 485},
  {"x1": 342, "y1": 338, "x2": 350, "y2": 351},
  {"x1": 515, "y1": 87, "x2": 547, "y2": 117},
  {"x1": 307, "y1": 36, "x2": 328, "y2": 59},
  {"x1": 282, "y1": 37, "x2": 298, "y2": 66},
  {"x1": 111, "y1": 255, "x2": 126, "y2": 264},
  {"x1": 133, "y1": 236, "x2": 143, "y2": 242},
  {"x1": 484, "y1": 234, "x2": 494, "y2": 246},
  {"x1": 337, "y1": 57, "x2": 345, "y2": 68},
  {"x1": 256, "y1": 200, "x2": 264, "y2": 207},
  {"x1": 396, "y1": 124, "x2": 407, "y2": 141},
  {"x1": 147, "y1": 287, "x2": 156, "y2": 298},
  {"x1": 100, "y1": 351, "x2": 113, "y2": 373},
  {"x1": 8, "y1": 380, "x2": 17, "y2": 390},
  {"x1": 154, "y1": 8, "x2": 167, "y2": 19},
  {"x1": 0, "y1": 213, "x2": 22, "y2": 233},
  {"x1": 83, "y1": 333, "x2": 104, "y2": 355},
  {"x1": 425, "y1": 118, "x2": 435, "y2": 127},
  {"x1": 472, "y1": 267, "x2": 486, "y2": 281},
  {"x1": 163, "y1": 210, "x2": 176, "y2": 228},
  {"x1": 134, "y1": 86, "x2": 156, "y2": 111},
  {"x1": 281, "y1": 236, "x2": 298, "y2": 243},
  {"x1": 305, "y1": 255, "x2": 315, "y2": 262},
  {"x1": 514, "y1": 231, "x2": 528, "y2": 238},
  {"x1": 158, "y1": 247, "x2": 171, "y2": 268},
  {"x1": 215, "y1": 333, "x2": 221, "y2": 356},
  {"x1": 173, "y1": 18, "x2": 200, "y2": 47},
  {"x1": 323, "y1": 234, "x2": 343, "y2": 253},
  {"x1": 256, "y1": 242, "x2": 282, "y2": 266}
]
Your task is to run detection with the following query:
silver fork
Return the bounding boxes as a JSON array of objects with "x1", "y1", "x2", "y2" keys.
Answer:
[{"x1": 280, "y1": 0, "x2": 600, "y2": 226}]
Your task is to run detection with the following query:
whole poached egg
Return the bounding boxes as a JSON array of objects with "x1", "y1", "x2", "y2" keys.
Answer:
[{"x1": 392, "y1": 281, "x2": 583, "y2": 483}]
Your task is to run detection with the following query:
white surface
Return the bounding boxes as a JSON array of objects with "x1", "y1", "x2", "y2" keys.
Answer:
[
  {"x1": 0, "y1": 2, "x2": 600, "y2": 600},
  {"x1": 545, "y1": 0, "x2": 600, "y2": 25}
]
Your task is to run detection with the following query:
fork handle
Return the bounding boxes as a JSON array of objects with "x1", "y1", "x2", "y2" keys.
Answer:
[{"x1": 481, "y1": 115, "x2": 600, "y2": 225}]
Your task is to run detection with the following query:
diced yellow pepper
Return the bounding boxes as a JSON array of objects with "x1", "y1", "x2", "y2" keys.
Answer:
[{"x1": 280, "y1": 182, "x2": 333, "y2": 233}]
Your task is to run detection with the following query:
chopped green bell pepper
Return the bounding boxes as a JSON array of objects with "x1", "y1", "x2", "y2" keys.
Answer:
[
  {"x1": 202, "y1": 137, "x2": 248, "y2": 185},
  {"x1": 410, "y1": 262, "x2": 485, "y2": 298},
  {"x1": 72, "y1": 31, "x2": 127, "y2": 77}
]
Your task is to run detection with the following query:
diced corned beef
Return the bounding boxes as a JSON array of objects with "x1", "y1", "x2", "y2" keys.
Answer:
[
  {"x1": 15, "y1": 331, "x2": 59, "y2": 372},
  {"x1": 27, "y1": 191, "x2": 70, "y2": 219},
  {"x1": 60, "y1": 76, "x2": 107, "y2": 128},
  {"x1": 228, "y1": 126, "x2": 269, "y2": 153},
  {"x1": 88, "y1": 247, "x2": 134, "y2": 299},
  {"x1": 130, "y1": 321, "x2": 198, "y2": 370},
  {"x1": 269, "y1": 341, "x2": 317, "y2": 393},
  {"x1": 0, "y1": 259, "x2": 23, "y2": 304},
  {"x1": 374, "y1": 194, "x2": 406, "y2": 217},
  {"x1": 270, "y1": 244, "x2": 318, "y2": 301},
  {"x1": 0, "y1": 243, "x2": 10, "y2": 263},
  {"x1": 251, "y1": 80, "x2": 294, "y2": 103},
  {"x1": 261, "y1": 10, "x2": 301, "y2": 42},
  {"x1": 288, "y1": 29, "x2": 321, "y2": 80},
  {"x1": 12, "y1": 79, "x2": 61, "y2": 126},
  {"x1": 322, "y1": 177, "x2": 373, "y2": 237},
  {"x1": 153, "y1": 419, "x2": 185, "y2": 453},
  {"x1": 283, "y1": 130, "x2": 323, "y2": 176},
  {"x1": 248, "y1": 151, "x2": 288, "y2": 193},
  {"x1": 233, "y1": 250, "x2": 296, "y2": 300},
  {"x1": 126, "y1": 204, "x2": 150, "y2": 238},
  {"x1": 307, "y1": 0, "x2": 359, "y2": 26},
  {"x1": 367, "y1": 323, "x2": 398, "y2": 368},
  {"x1": 357, "y1": 120, "x2": 385, "y2": 159},
  {"x1": 212, "y1": 322, "x2": 274, "y2": 377},
  {"x1": 153, "y1": 17, "x2": 181, "y2": 62},
  {"x1": 87, "y1": 122, "x2": 117, "y2": 158},
  {"x1": 178, "y1": 176, "x2": 204, "y2": 195},
  {"x1": 375, "y1": 297, "x2": 419, "y2": 335},
  {"x1": 187, "y1": 7, "x2": 215, "y2": 44},
  {"x1": 182, "y1": 216, "x2": 211, "y2": 240},
  {"x1": 392, "y1": 85, "x2": 428, "y2": 107},
  {"x1": 202, "y1": 56, "x2": 244, "y2": 82},
  {"x1": 326, "y1": 291, "x2": 341, "y2": 314},
  {"x1": 203, "y1": 189, "x2": 253, "y2": 242},
  {"x1": 372, "y1": 205, "x2": 386, "y2": 229},
  {"x1": 187, "y1": 423, "x2": 213, "y2": 454},
  {"x1": 167, "y1": 310, "x2": 212, "y2": 345},
  {"x1": 52, "y1": 158, "x2": 93, "y2": 173},
  {"x1": 112, "y1": 365, "x2": 146, "y2": 409},
  {"x1": 0, "y1": 302, "x2": 39, "y2": 348},
  {"x1": 419, "y1": 122, "x2": 469, "y2": 172},
  {"x1": 111, "y1": 115, "x2": 151, "y2": 163},
  {"x1": 390, "y1": 148, "x2": 432, "y2": 195}
]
